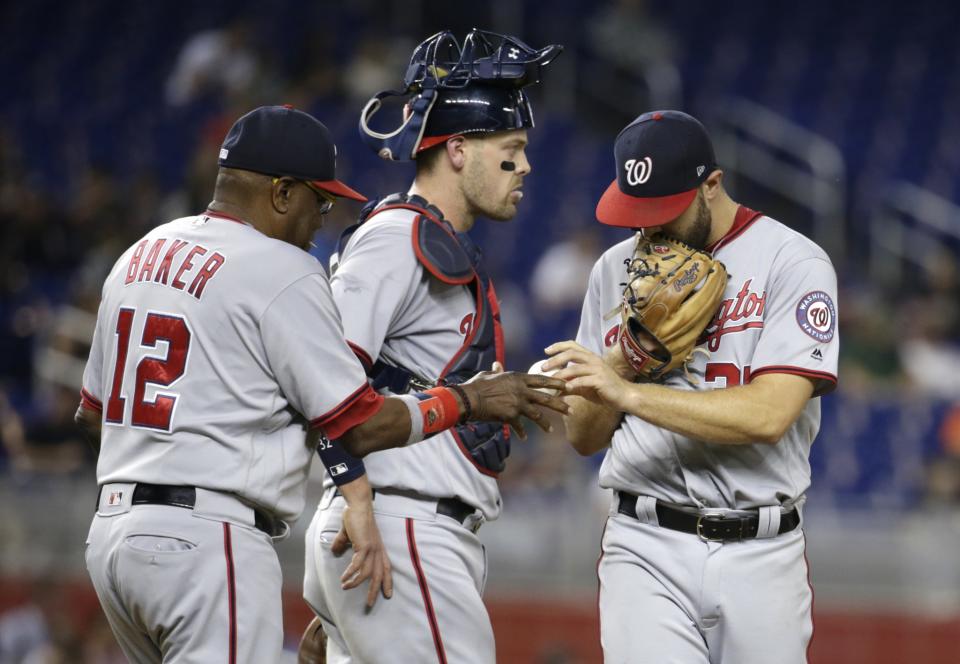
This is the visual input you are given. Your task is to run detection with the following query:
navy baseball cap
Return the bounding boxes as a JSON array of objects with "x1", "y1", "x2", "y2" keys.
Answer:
[
  {"x1": 218, "y1": 105, "x2": 366, "y2": 201},
  {"x1": 596, "y1": 110, "x2": 716, "y2": 228}
]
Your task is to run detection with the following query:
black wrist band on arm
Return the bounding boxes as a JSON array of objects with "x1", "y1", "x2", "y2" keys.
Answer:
[
  {"x1": 316, "y1": 436, "x2": 365, "y2": 485},
  {"x1": 447, "y1": 383, "x2": 472, "y2": 424}
]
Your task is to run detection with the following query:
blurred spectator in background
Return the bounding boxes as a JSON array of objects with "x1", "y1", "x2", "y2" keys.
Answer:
[
  {"x1": 342, "y1": 32, "x2": 415, "y2": 105},
  {"x1": 530, "y1": 227, "x2": 601, "y2": 313},
  {"x1": 528, "y1": 227, "x2": 602, "y2": 362},
  {"x1": 165, "y1": 19, "x2": 262, "y2": 107},
  {"x1": 836, "y1": 283, "x2": 904, "y2": 394},
  {"x1": 898, "y1": 246, "x2": 960, "y2": 398},
  {"x1": 0, "y1": 580, "x2": 78, "y2": 663},
  {"x1": 925, "y1": 405, "x2": 960, "y2": 507},
  {"x1": 0, "y1": 386, "x2": 89, "y2": 475}
]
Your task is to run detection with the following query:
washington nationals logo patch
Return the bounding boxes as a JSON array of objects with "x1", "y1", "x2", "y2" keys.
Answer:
[{"x1": 795, "y1": 291, "x2": 835, "y2": 342}]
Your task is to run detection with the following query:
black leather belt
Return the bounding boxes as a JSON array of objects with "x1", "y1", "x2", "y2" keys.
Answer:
[
  {"x1": 338, "y1": 489, "x2": 481, "y2": 532},
  {"x1": 435, "y1": 496, "x2": 478, "y2": 526},
  {"x1": 110, "y1": 483, "x2": 275, "y2": 536},
  {"x1": 617, "y1": 492, "x2": 800, "y2": 542}
]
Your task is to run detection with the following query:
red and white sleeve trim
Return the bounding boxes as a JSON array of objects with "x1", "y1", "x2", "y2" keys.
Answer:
[
  {"x1": 310, "y1": 383, "x2": 385, "y2": 440},
  {"x1": 749, "y1": 365, "x2": 838, "y2": 396},
  {"x1": 346, "y1": 341, "x2": 374, "y2": 371},
  {"x1": 80, "y1": 388, "x2": 103, "y2": 413}
]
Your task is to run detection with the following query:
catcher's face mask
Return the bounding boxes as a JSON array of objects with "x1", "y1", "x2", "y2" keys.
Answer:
[{"x1": 359, "y1": 29, "x2": 563, "y2": 161}]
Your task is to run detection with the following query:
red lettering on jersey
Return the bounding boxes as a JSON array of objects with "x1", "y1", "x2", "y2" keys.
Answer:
[
  {"x1": 460, "y1": 313, "x2": 474, "y2": 336},
  {"x1": 188, "y1": 252, "x2": 226, "y2": 300},
  {"x1": 154, "y1": 239, "x2": 189, "y2": 285},
  {"x1": 604, "y1": 324, "x2": 621, "y2": 348},
  {"x1": 137, "y1": 238, "x2": 166, "y2": 282},
  {"x1": 124, "y1": 240, "x2": 148, "y2": 285},
  {"x1": 704, "y1": 363, "x2": 752, "y2": 387},
  {"x1": 172, "y1": 245, "x2": 208, "y2": 290},
  {"x1": 703, "y1": 278, "x2": 766, "y2": 351}
]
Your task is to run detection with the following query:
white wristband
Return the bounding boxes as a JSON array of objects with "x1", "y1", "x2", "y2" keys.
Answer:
[{"x1": 397, "y1": 395, "x2": 424, "y2": 446}]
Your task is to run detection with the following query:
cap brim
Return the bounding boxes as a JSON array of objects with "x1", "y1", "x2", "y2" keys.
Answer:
[
  {"x1": 311, "y1": 179, "x2": 367, "y2": 202},
  {"x1": 596, "y1": 179, "x2": 697, "y2": 228}
]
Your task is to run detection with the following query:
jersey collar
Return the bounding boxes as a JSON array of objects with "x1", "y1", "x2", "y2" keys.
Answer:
[
  {"x1": 203, "y1": 209, "x2": 251, "y2": 225},
  {"x1": 706, "y1": 205, "x2": 763, "y2": 253}
]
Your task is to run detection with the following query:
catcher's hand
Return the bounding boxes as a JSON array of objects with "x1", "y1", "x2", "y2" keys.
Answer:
[
  {"x1": 457, "y1": 362, "x2": 570, "y2": 439},
  {"x1": 618, "y1": 232, "x2": 727, "y2": 380}
]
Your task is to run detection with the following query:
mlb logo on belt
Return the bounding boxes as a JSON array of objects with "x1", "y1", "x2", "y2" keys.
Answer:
[{"x1": 108, "y1": 491, "x2": 124, "y2": 506}]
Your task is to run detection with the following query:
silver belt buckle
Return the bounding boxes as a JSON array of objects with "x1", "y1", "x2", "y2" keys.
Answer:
[{"x1": 696, "y1": 514, "x2": 726, "y2": 542}]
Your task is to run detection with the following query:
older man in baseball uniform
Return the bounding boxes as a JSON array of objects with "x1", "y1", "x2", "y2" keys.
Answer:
[
  {"x1": 75, "y1": 105, "x2": 567, "y2": 663},
  {"x1": 300, "y1": 30, "x2": 562, "y2": 664},
  {"x1": 544, "y1": 110, "x2": 839, "y2": 663}
]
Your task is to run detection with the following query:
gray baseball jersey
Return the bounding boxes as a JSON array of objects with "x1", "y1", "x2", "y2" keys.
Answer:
[
  {"x1": 581, "y1": 206, "x2": 838, "y2": 664},
  {"x1": 578, "y1": 208, "x2": 838, "y2": 509},
  {"x1": 82, "y1": 211, "x2": 378, "y2": 521},
  {"x1": 327, "y1": 208, "x2": 501, "y2": 519},
  {"x1": 81, "y1": 210, "x2": 382, "y2": 663},
  {"x1": 304, "y1": 204, "x2": 499, "y2": 664}
]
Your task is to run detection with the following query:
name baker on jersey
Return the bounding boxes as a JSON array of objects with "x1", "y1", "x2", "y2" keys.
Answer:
[
  {"x1": 123, "y1": 237, "x2": 225, "y2": 301},
  {"x1": 702, "y1": 278, "x2": 766, "y2": 351}
]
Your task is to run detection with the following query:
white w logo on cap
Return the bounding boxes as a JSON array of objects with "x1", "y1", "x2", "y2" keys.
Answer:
[{"x1": 624, "y1": 157, "x2": 653, "y2": 186}]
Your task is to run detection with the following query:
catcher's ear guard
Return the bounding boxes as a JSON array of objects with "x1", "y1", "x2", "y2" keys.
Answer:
[
  {"x1": 359, "y1": 28, "x2": 562, "y2": 161},
  {"x1": 620, "y1": 317, "x2": 672, "y2": 378}
]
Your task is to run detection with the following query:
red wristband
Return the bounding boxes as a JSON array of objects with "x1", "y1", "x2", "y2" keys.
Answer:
[{"x1": 419, "y1": 387, "x2": 461, "y2": 434}]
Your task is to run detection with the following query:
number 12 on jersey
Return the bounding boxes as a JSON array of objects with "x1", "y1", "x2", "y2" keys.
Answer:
[{"x1": 105, "y1": 308, "x2": 192, "y2": 432}]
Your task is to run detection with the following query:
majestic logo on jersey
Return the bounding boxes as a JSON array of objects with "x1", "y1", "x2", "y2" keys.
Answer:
[
  {"x1": 811, "y1": 348, "x2": 823, "y2": 360},
  {"x1": 796, "y1": 291, "x2": 835, "y2": 342},
  {"x1": 624, "y1": 157, "x2": 653, "y2": 186},
  {"x1": 703, "y1": 278, "x2": 766, "y2": 351}
]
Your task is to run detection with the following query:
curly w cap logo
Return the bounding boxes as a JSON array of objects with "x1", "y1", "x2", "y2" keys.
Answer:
[{"x1": 624, "y1": 157, "x2": 653, "y2": 186}]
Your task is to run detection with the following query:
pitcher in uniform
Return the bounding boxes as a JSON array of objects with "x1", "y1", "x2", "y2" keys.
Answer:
[
  {"x1": 76, "y1": 105, "x2": 567, "y2": 663},
  {"x1": 544, "y1": 111, "x2": 839, "y2": 663},
  {"x1": 300, "y1": 30, "x2": 562, "y2": 663}
]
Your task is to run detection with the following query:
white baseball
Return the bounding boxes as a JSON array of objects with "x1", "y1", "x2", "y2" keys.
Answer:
[{"x1": 528, "y1": 359, "x2": 562, "y2": 396}]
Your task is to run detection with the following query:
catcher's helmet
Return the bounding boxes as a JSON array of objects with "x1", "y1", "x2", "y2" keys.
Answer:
[{"x1": 359, "y1": 29, "x2": 563, "y2": 161}]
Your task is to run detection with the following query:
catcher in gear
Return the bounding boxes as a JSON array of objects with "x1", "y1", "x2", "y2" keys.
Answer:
[
  {"x1": 300, "y1": 29, "x2": 562, "y2": 664},
  {"x1": 543, "y1": 110, "x2": 838, "y2": 663}
]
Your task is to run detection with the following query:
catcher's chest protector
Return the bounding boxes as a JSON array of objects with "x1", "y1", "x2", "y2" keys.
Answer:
[{"x1": 337, "y1": 194, "x2": 510, "y2": 474}]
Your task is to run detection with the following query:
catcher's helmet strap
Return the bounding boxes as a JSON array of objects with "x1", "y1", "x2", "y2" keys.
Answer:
[{"x1": 359, "y1": 88, "x2": 439, "y2": 161}]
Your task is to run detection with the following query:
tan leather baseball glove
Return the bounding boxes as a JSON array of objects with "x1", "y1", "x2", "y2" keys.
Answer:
[
  {"x1": 297, "y1": 616, "x2": 327, "y2": 664},
  {"x1": 618, "y1": 232, "x2": 728, "y2": 380}
]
